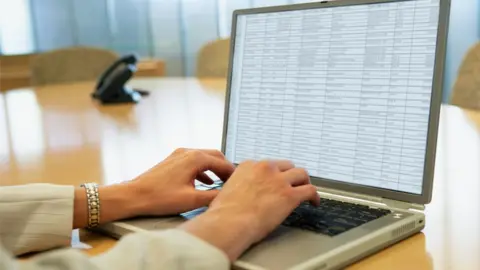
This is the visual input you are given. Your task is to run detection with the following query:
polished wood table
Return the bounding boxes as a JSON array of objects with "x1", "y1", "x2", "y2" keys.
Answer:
[{"x1": 1, "y1": 78, "x2": 479, "y2": 270}]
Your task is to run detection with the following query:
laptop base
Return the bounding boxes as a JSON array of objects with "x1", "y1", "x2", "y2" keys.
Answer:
[{"x1": 97, "y1": 200, "x2": 424, "y2": 270}]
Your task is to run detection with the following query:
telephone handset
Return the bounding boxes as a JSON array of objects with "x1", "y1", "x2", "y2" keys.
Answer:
[{"x1": 92, "y1": 54, "x2": 149, "y2": 104}]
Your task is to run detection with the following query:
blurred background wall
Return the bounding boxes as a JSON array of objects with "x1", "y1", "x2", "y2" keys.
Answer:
[{"x1": 0, "y1": 0, "x2": 479, "y2": 101}]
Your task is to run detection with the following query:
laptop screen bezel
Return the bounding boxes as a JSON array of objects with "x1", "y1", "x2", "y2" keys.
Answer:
[{"x1": 221, "y1": 0, "x2": 451, "y2": 205}]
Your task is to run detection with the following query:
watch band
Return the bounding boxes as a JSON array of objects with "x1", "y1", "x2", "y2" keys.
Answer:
[{"x1": 80, "y1": 183, "x2": 100, "y2": 228}]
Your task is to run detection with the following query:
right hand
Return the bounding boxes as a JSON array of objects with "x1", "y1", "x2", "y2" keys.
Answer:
[
  {"x1": 180, "y1": 159, "x2": 320, "y2": 261},
  {"x1": 210, "y1": 160, "x2": 320, "y2": 243}
]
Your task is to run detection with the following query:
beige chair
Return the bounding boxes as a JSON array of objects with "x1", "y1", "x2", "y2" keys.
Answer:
[
  {"x1": 0, "y1": 53, "x2": 36, "y2": 91},
  {"x1": 31, "y1": 46, "x2": 118, "y2": 86},
  {"x1": 450, "y1": 42, "x2": 480, "y2": 110},
  {"x1": 196, "y1": 38, "x2": 230, "y2": 78}
]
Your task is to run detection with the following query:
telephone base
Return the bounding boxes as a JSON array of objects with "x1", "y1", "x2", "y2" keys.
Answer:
[{"x1": 94, "y1": 87, "x2": 142, "y2": 105}]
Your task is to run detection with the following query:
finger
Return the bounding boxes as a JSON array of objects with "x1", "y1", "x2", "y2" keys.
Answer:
[
  {"x1": 193, "y1": 190, "x2": 220, "y2": 207},
  {"x1": 196, "y1": 172, "x2": 214, "y2": 185},
  {"x1": 188, "y1": 152, "x2": 235, "y2": 182},
  {"x1": 293, "y1": 185, "x2": 321, "y2": 206},
  {"x1": 282, "y1": 168, "x2": 310, "y2": 186}
]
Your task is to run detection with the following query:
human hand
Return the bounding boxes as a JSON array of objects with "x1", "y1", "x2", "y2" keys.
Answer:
[
  {"x1": 127, "y1": 148, "x2": 235, "y2": 216},
  {"x1": 180, "y1": 160, "x2": 320, "y2": 261}
]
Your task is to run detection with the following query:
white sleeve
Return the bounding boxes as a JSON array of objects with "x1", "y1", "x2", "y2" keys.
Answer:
[
  {"x1": 0, "y1": 230, "x2": 230, "y2": 270},
  {"x1": 0, "y1": 184, "x2": 230, "y2": 269},
  {"x1": 0, "y1": 184, "x2": 74, "y2": 256}
]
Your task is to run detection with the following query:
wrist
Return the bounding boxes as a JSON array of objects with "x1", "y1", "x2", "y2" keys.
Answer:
[
  {"x1": 180, "y1": 205, "x2": 258, "y2": 261},
  {"x1": 97, "y1": 182, "x2": 143, "y2": 223}
]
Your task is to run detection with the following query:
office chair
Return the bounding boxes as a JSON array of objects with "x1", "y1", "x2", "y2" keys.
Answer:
[
  {"x1": 196, "y1": 38, "x2": 230, "y2": 78},
  {"x1": 31, "y1": 46, "x2": 118, "y2": 86},
  {"x1": 451, "y1": 42, "x2": 480, "y2": 111}
]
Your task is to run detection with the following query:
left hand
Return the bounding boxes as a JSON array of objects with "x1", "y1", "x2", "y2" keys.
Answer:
[{"x1": 127, "y1": 148, "x2": 235, "y2": 216}]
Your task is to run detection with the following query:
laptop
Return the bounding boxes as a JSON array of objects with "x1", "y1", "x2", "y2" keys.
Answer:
[{"x1": 98, "y1": 0, "x2": 450, "y2": 269}]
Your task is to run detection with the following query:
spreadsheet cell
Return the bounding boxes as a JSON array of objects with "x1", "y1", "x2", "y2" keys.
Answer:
[{"x1": 226, "y1": 0, "x2": 440, "y2": 195}]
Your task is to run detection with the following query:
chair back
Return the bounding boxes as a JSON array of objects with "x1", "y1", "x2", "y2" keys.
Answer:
[
  {"x1": 31, "y1": 47, "x2": 118, "y2": 86},
  {"x1": 451, "y1": 42, "x2": 480, "y2": 110},
  {"x1": 196, "y1": 39, "x2": 231, "y2": 78}
]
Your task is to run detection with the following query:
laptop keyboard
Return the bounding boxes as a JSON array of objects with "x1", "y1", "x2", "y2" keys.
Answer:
[
  {"x1": 194, "y1": 182, "x2": 391, "y2": 236},
  {"x1": 282, "y1": 199, "x2": 391, "y2": 236}
]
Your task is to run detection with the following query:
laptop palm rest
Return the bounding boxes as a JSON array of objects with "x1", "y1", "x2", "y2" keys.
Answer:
[{"x1": 103, "y1": 208, "x2": 414, "y2": 270}]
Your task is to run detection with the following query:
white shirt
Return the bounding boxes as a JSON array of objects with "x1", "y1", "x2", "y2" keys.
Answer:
[{"x1": 0, "y1": 184, "x2": 229, "y2": 270}]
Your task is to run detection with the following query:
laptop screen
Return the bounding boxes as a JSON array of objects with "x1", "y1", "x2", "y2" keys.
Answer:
[{"x1": 224, "y1": 0, "x2": 441, "y2": 195}]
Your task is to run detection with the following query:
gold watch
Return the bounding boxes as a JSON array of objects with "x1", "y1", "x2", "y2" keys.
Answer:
[{"x1": 80, "y1": 183, "x2": 100, "y2": 228}]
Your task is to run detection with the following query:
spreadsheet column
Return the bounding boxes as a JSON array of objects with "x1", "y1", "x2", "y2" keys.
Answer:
[
  {"x1": 279, "y1": 12, "x2": 302, "y2": 160},
  {"x1": 399, "y1": 0, "x2": 439, "y2": 194},
  {"x1": 290, "y1": 9, "x2": 330, "y2": 173},
  {"x1": 381, "y1": 1, "x2": 415, "y2": 191},
  {"x1": 280, "y1": 11, "x2": 302, "y2": 162},
  {"x1": 234, "y1": 15, "x2": 266, "y2": 162},
  {"x1": 225, "y1": 16, "x2": 246, "y2": 161},
  {"x1": 255, "y1": 13, "x2": 289, "y2": 160},
  {"x1": 355, "y1": 3, "x2": 397, "y2": 188},
  {"x1": 319, "y1": 6, "x2": 367, "y2": 182}
]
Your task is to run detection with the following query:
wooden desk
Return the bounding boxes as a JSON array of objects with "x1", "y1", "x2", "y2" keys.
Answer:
[{"x1": 1, "y1": 78, "x2": 479, "y2": 270}]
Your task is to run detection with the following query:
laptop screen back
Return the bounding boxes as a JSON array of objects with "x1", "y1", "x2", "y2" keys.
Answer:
[{"x1": 224, "y1": 0, "x2": 441, "y2": 195}]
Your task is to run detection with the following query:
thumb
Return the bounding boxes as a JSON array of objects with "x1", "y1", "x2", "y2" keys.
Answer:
[{"x1": 193, "y1": 189, "x2": 220, "y2": 208}]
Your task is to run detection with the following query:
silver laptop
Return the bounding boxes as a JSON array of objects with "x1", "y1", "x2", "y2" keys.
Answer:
[{"x1": 98, "y1": 0, "x2": 450, "y2": 269}]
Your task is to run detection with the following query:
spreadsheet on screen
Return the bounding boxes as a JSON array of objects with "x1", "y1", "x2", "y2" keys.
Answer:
[{"x1": 225, "y1": 0, "x2": 440, "y2": 195}]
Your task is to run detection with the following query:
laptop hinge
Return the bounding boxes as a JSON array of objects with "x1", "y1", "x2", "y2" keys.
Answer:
[{"x1": 317, "y1": 187, "x2": 425, "y2": 211}]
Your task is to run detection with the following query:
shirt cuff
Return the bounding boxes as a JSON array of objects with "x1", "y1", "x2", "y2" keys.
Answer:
[
  {"x1": 155, "y1": 229, "x2": 230, "y2": 268},
  {"x1": 0, "y1": 184, "x2": 74, "y2": 256},
  {"x1": 91, "y1": 229, "x2": 230, "y2": 270}
]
